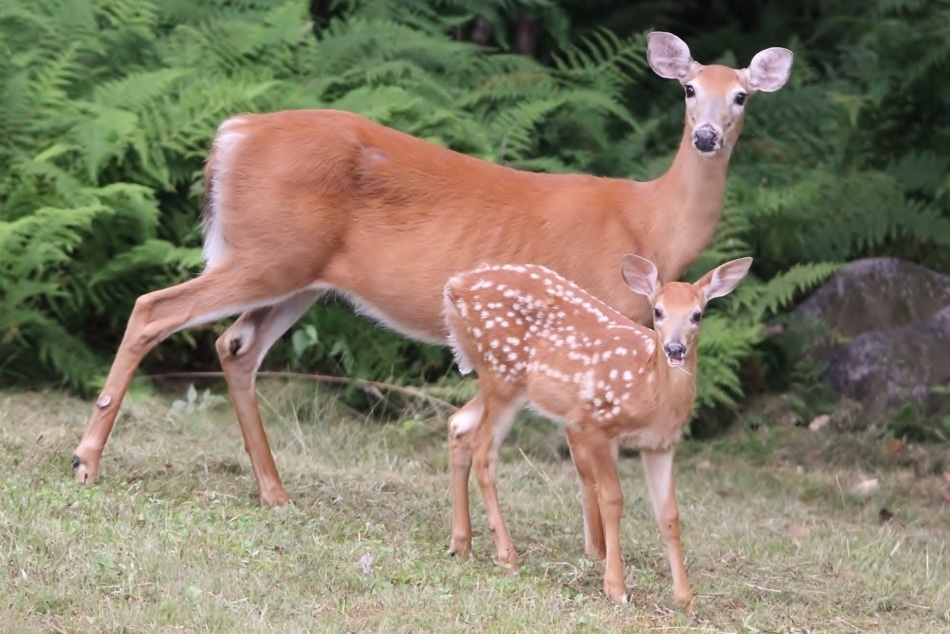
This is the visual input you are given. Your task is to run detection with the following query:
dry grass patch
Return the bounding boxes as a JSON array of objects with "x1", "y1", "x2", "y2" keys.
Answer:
[{"x1": 0, "y1": 385, "x2": 947, "y2": 633}]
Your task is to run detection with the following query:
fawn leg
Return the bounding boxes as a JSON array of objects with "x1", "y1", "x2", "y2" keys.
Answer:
[
  {"x1": 568, "y1": 430, "x2": 627, "y2": 603},
  {"x1": 447, "y1": 393, "x2": 484, "y2": 559},
  {"x1": 568, "y1": 440, "x2": 606, "y2": 559},
  {"x1": 469, "y1": 391, "x2": 524, "y2": 570},
  {"x1": 641, "y1": 448, "x2": 692, "y2": 606}
]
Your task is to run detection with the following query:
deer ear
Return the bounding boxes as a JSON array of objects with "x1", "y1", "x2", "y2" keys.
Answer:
[
  {"x1": 621, "y1": 254, "x2": 661, "y2": 299},
  {"x1": 744, "y1": 47, "x2": 793, "y2": 93},
  {"x1": 695, "y1": 257, "x2": 753, "y2": 301},
  {"x1": 647, "y1": 32, "x2": 694, "y2": 81}
]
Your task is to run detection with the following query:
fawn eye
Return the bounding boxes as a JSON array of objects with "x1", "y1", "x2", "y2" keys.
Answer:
[
  {"x1": 734, "y1": 92, "x2": 747, "y2": 106},
  {"x1": 691, "y1": 310, "x2": 703, "y2": 323},
  {"x1": 684, "y1": 85, "x2": 695, "y2": 98},
  {"x1": 653, "y1": 307, "x2": 664, "y2": 320}
]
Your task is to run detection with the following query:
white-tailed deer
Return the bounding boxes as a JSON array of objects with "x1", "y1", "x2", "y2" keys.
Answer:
[
  {"x1": 442, "y1": 257, "x2": 752, "y2": 604},
  {"x1": 71, "y1": 33, "x2": 791, "y2": 505}
]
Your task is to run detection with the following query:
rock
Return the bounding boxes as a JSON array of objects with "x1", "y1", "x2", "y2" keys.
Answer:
[
  {"x1": 824, "y1": 306, "x2": 950, "y2": 424},
  {"x1": 793, "y1": 258, "x2": 950, "y2": 425},
  {"x1": 794, "y1": 258, "x2": 950, "y2": 342}
]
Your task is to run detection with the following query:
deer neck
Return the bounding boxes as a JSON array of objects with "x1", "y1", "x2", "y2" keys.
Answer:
[
  {"x1": 643, "y1": 121, "x2": 734, "y2": 282},
  {"x1": 649, "y1": 345, "x2": 699, "y2": 422}
]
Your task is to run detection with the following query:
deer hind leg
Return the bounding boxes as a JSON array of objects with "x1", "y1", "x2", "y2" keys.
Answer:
[
  {"x1": 568, "y1": 430, "x2": 627, "y2": 603},
  {"x1": 215, "y1": 290, "x2": 323, "y2": 506},
  {"x1": 568, "y1": 440, "x2": 607, "y2": 560},
  {"x1": 447, "y1": 392, "x2": 484, "y2": 560},
  {"x1": 641, "y1": 448, "x2": 692, "y2": 607},
  {"x1": 469, "y1": 390, "x2": 524, "y2": 571},
  {"x1": 72, "y1": 266, "x2": 313, "y2": 487}
]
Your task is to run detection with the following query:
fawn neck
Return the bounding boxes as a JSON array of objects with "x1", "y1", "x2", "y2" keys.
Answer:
[{"x1": 644, "y1": 332, "x2": 699, "y2": 422}]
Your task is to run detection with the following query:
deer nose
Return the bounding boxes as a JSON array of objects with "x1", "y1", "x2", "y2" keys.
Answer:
[
  {"x1": 664, "y1": 342, "x2": 686, "y2": 360},
  {"x1": 692, "y1": 126, "x2": 719, "y2": 153}
]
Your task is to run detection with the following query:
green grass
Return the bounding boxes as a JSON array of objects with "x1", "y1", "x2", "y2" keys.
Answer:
[{"x1": 1, "y1": 385, "x2": 948, "y2": 633}]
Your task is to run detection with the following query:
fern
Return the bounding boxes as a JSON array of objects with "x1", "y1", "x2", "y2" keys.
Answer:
[{"x1": 3, "y1": 0, "x2": 947, "y2": 432}]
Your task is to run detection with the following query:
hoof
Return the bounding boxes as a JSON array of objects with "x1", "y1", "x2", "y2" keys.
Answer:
[
  {"x1": 259, "y1": 489, "x2": 293, "y2": 507},
  {"x1": 72, "y1": 456, "x2": 97, "y2": 484},
  {"x1": 448, "y1": 538, "x2": 472, "y2": 561},
  {"x1": 495, "y1": 550, "x2": 519, "y2": 573},
  {"x1": 673, "y1": 589, "x2": 694, "y2": 607},
  {"x1": 606, "y1": 586, "x2": 629, "y2": 604}
]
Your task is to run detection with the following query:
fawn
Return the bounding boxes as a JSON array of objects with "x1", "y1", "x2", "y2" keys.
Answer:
[{"x1": 442, "y1": 255, "x2": 752, "y2": 605}]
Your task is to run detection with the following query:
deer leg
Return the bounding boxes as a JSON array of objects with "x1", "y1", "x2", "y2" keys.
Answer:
[
  {"x1": 568, "y1": 440, "x2": 606, "y2": 560},
  {"x1": 215, "y1": 290, "x2": 322, "y2": 505},
  {"x1": 447, "y1": 392, "x2": 484, "y2": 560},
  {"x1": 641, "y1": 448, "x2": 692, "y2": 606},
  {"x1": 469, "y1": 392, "x2": 523, "y2": 570},
  {"x1": 583, "y1": 436, "x2": 627, "y2": 603},
  {"x1": 72, "y1": 266, "x2": 311, "y2": 486}
]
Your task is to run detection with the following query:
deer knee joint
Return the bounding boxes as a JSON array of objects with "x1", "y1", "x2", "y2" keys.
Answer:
[{"x1": 217, "y1": 322, "x2": 256, "y2": 360}]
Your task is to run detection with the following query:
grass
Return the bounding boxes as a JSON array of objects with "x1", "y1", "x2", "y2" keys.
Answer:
[{"x1": 1, "y1": 384, "x2": 948, "y2": 633}]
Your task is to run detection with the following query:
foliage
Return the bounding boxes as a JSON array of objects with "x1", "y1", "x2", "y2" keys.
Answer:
[
  {"x1": 2, "y1": 0, "x2": 949, "y2": 433},
  {"x1": 0, "y1": 0, "x2": 647, "y2": 391}
]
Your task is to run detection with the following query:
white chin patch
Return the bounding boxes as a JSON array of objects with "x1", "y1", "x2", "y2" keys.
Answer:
[{"x1": 666, "y1": 357, "x2": 685, "y2": 368}]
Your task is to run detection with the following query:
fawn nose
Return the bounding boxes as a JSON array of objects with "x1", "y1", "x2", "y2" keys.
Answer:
[
  {"x1": 664, "y1": 342, "x2": 686, "y2": 360},
  {"x1": 692, "y1": 126, "x2": 720, "y2": 153}
]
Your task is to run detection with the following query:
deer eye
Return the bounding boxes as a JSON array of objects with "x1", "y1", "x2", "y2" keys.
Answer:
[
  {"x1": 653, "y1": 307, "x2": 664, "y2": 320},
  {"x1": 684, "y1": 85, "x2": 695, "y2": 98},
  {"x1": 734, "y1": 92, "x2": 747, "y2": 106},
  {"x1": 691, "y1": 310, "x2": 703, "y2": 323}
]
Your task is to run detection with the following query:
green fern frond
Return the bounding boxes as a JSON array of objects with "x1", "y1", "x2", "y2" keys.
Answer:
[
  {"x1": 553, "y1": 28, "x2": 649, "y2": 91},
  {"x1": 749, "y1": 263, "x2": 842, "y2": 319}
]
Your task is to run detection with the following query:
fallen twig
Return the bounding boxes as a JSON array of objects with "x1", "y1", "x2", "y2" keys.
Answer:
[
  {"x1": 145, "y1": 370, "x2": 459, "y2": 412},
  {"x1": 743, "y1": 582, "x2": 782, "y2": 593}
]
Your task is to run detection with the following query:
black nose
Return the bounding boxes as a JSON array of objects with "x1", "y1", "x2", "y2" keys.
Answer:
[
  {"x1": 693, "y1": 127, "x2": 718, "y2": 152},
  {"x1": 664, "y1": 342, "x2": 686, "y2": 359}
]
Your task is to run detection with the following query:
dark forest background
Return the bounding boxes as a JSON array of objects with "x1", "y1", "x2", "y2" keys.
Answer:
[{"x1": 2, "y1": 0, "x2": 949, "y2": 435}]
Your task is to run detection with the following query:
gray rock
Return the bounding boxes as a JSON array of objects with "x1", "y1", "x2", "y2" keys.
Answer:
[
  {"x1": 825, "y1": 306, "x2": 950, "y2": 423},
  {"x1": 792, "y1": 258, "x2": 950, "y2": 424},
  {"x1": 794, "y1": 257, "x2": 950, "y2": 340}
]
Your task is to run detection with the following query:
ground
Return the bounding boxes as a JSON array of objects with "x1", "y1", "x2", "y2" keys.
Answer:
[{"x1": 1, "y1": 385, "x2": 947, "y2": 633}]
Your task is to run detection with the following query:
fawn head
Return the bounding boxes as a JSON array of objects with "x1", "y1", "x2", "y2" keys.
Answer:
[
  {"x1": 621, "y1": 256, "x2": 753, "y2": 368},
  {"x1": 647, "y1": 32, "x2": 793, "y2": 156}
]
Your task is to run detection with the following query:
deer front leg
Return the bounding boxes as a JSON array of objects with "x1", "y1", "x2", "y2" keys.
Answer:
[{"x1": 641, "y1": 448, "x2": 692, "y2": 606}]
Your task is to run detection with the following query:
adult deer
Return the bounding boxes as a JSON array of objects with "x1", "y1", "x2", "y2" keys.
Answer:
[
  {"x1": 442, "y1": 256, "x2": 753, "y2": 604},
  {"x1": 71, "y1": 33, "x2": 792, "y2": 505}
]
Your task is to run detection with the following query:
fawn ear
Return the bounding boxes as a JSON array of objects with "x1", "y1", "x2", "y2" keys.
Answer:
[
  {"x1": 647, "y1": 32, "x2": 695, "y2": 81},
  {"x1": 695, "y1": 257, "x2": 753, "y2": 301},
  {"x1": 621, "y1": 254, "x2": 661, "y2": 299},
  {"x1": 744, "y1": 47, "x2": 793, "y2": 93}
]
